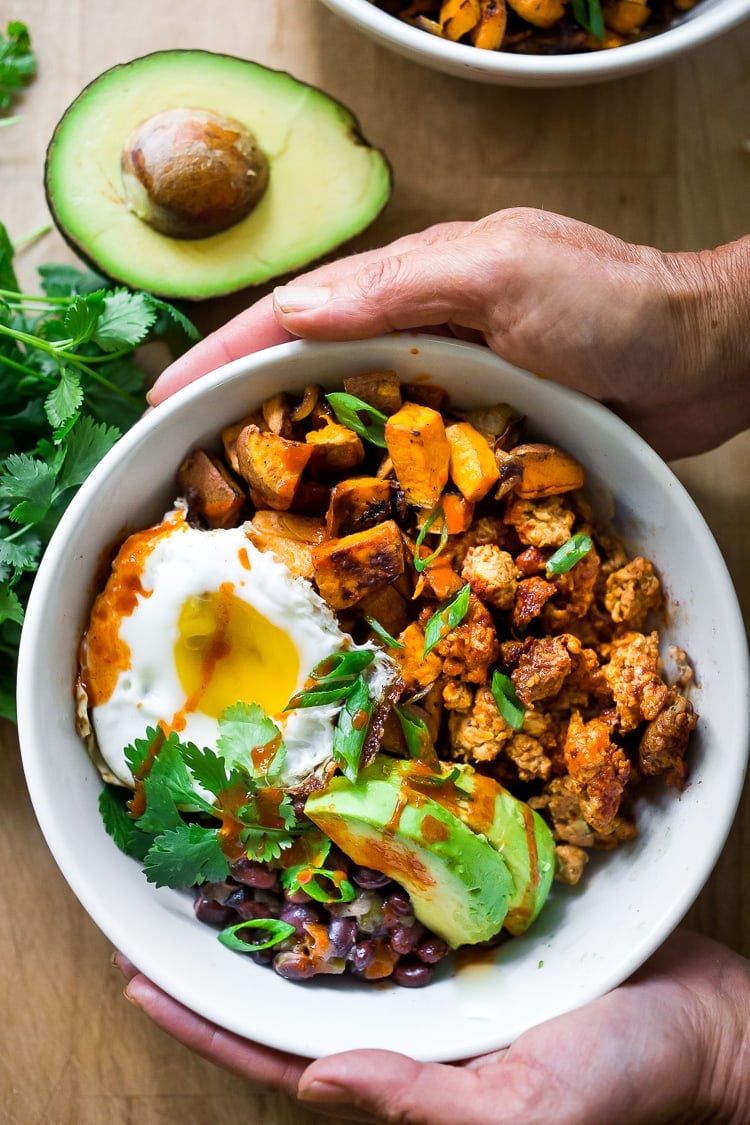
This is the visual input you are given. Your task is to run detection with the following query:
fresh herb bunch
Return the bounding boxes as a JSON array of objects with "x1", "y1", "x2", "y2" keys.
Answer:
[
  {"x1": 0, "y1": 222, "x2": 198, "y2": 721},
  {"x1": 0, "y1": 21, "x2": 35, "y2": 122}
]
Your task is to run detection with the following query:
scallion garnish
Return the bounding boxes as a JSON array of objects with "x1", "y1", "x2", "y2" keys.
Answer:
[
  {"x1": 281, "y1": 865, "x2": 356, "y2": 904},
  {"x1": 218, "y1": 918, "x2": 296, "y2": 953},
  {"x1": 413, "y1": 505, "x2": 449, "y2": 573},
  {"x1": 545, "y1": 532, "x2": 593, "y2": 576},
  {"x1": 286, "y1": 679, "x2": 357, "y2": 709},
  {"x1": 326, "y1": 392, "x2": 388, "y2": 448},
  {"x1": 364, "y1": 614, "x2": 405, "y2": 649},
  {"x1": 570, "y1": 0, "x2": 605, "y2": 39},
  {"x1": 423, "y1": 583, "x2": 471, "y2": 658},
  {"x1": 311, "y1": 649, "x2": 375, "y2": 680},
  {"x1": 491, "y1": 670, "x2": 526, "y2": 731},
  {"x1": 332, "y1": 676, "x2": 374, "y2": 782},
  {"x1": 394, "y1": 704, "x2": 432, "y2": 759}
]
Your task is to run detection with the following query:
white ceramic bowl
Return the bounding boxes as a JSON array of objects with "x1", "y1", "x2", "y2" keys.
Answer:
[
  {"x1": 18, "y1": 335, "x2": 749, "y2": 1061},
  {"x1": 319, "y1": 0, "x2": 750, "y2": 86}
]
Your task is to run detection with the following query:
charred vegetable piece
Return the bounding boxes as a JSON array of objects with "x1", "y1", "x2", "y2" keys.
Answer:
[
  {"x1": 445, "y1": 421, "x2": 501, "y2": 503},
  {"x1": 312, "y1": 519, "x2": 406, "y2": 609},
  {"x1": 385, "y1": 402, "x2": 451, "y2": 509},
  {"x1": 236, "y1": 425, "x2": 312, "y2": 511},
  {"x1": 344, "y1": 370, "x2": 403, "y2": 415},
  {"x1": 177, "y1": 448, "x2": 245, "y2": 529},
  {"x1": 325, "y1": 476, "x2": 393, "y2": 537},
  {"x1": 471, "y1": 0, "x2": 508, "y2": 48},
  {"x1": 248, "y1": 511, "x2": 326, "y2": 579},
  {"x1": 511, "y1": 443, "x2": 585, "y2": 499},
  {"x1": 221, "y1": 413, "x2": 264, "y2": 473},
  {"x1": 440, "y1": 0, "x2": 481, "y2": 39},
  {"x1": 305, "y1": 421, "x2": 365, "y2": 475}
]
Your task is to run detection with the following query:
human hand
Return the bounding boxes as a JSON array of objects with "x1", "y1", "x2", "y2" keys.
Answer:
[
  {"x1": 116, "y1": 928, "x2": 750, "y2": 1124},
  {"x1": 149, "y1": 208, "x2": 750, "y2": 460}
]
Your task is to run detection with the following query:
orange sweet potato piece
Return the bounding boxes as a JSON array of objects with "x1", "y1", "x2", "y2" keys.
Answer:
[
  {"x1": 445, "y1": 421, "x2": 501, "y2": 502},
  {"x1": 416, "y1": 492, "x2": 475, "y2": 537},
  {"x1": 305, "y1": 421, "x2": 365, "y2": 475},
  {"x1": 177, "y1": 448, "x2": 245, "y2": 529},
  {"x1": 221, "y1": 413, "x2": 264, "y2": 473},
  {"x1": 248, "y1": 511, "x2": 326, "y2": 580},
  {"x1": 440, "y1": 0, "x2": 481, "y2": 39},
  {"x1": 236, "y1": 425, "x2": 312, "y2": 511},
  {"x1": 385, "y1": 402, "x2": 451, "y2": 509},
  {"x1": 506, "y1": 0, "x2": 564, "y2": 26},
  {"x1": 511, "y1": 443, "x2": 585, "y2": 499},
  {"x1": 344, "y1": 371, "x2": 403, "y2": 415},
  {"x1": 325, "y1": 476, "x2": 393, "y2": 538},
  {"x1": 470, "y1": 0, "x2": 507, "y2": 48},
  {"x1": 312, "y1": 520, "x2": 405, "y2": 610}
]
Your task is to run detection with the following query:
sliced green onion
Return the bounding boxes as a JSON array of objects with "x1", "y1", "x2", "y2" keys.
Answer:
[
  {"x1": 364, "y1": 614, "x2": 405, "y2": 649},
  {"x1": 282, "y1": 865, "x2": 356, "y2": 904},
  {"x1": 414, "y1": 505, "x2": 449, "y2": 574},
  {"x1": 491, "y1": 670, "x2": 526, "y2": 731},
  {"x1": 218, "y1": 917, "x2": 295, "y2": 953},
  {"x1": 545, "y1": 532, "x2": 593, "y2": 576},
  {"x1": 394, "y1": 704, "x2": 432, "y2": 759},
  {"x1": 570, "y1": 0, "x2": 605, "y2": 39},
  {"x1": 423, "y1": 583, "x2": 471, "y2": 658},
  {"x1": 410, "y1": 766, "x2": 461, "y2": 787},
  {"x1": 332, "y1": 675, "x2": 373, "y2": 782},
  {"x1": 326, "y1": 392, "x2": 388, "y2": 448},
  {"x1": 312, "y1": 649, "x2": 375, "y2": 681},
  {"x1": 286, "y1": 679, "x2": 357, "y2": 710}
]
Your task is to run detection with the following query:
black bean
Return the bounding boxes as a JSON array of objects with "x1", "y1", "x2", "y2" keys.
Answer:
[
  {"x1": 394, "y1": 961, "x2": 433, "y2": 988},
  {"x1": 279, "y1": 902, "x2": 323, "y2": 937},
  {"x1": 381, "y1": 891, "x2": 414, "y2": 930},
  {"x1": 273, "y1": 951, "x2": 317, "y2": 980},
  {"x1": 352, "y1": 866, "x2": 392, "y2": 890},
  {"x1": 350, "y1": 939, "x2": 376, "y2": 974},
  {"x1": 328, "y1": 916, "x2": 358, "y2": 958},
  {"x1": 194, "y1": 894, "x2": 235, "y2": 927},
  {"x1": 390, "y1": 921, "x2": 425, "y2": 955},
  {"x1": 230, "y1": 858, "x2": 280, "y2": 890},
  {"x1": 284, "y1": 885, "x2": 313, "y2": 905},
  {"x1": 416, "y1": 936, "x2": 451, "y2": 964}
]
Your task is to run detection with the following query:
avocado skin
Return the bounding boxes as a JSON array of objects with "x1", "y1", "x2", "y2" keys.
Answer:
[
  {"x1": 305, "y1": 760, "x2": 514, "y2": 949},
  {"x1": 44, "y1": 50, "x2": 392, "y2": 301}
]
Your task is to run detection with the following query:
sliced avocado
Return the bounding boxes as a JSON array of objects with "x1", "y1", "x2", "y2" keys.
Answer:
[
  {"x1": 400, "y1": 762, "x2": 556, "y2": 936},
  {"x1": 305, "y1": 759, "x2": 514, "y2": 948},
  {"x1": 44, "y1": 50, "x2": 391, "y2": 300}
]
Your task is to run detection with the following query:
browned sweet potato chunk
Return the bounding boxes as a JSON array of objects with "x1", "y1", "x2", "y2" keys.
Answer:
[
  {"x1": 446, "y1": 421, "x2": 500, "y2": 502},
  {"x1": 344, "y1": 370, "x2": 402, "y2": 415},
  {"x1": 325, "y1": 476, "x2": 393, "y2": 538},
  {"x1": 248, "y1": 511, "x2": 326, "y2": 580},
  {"x1": 312, "y1": 520, "x2": 405, "y2": 609},
  {"x1": 236, "y1": 425, "x2": 312, "y2": 511},
  {"x1": 385, "y1": 402, "x2": 451, "y2": 508},
  {"x1": 416, "y1": 493, "x2": 475, "y2": 538},
  {"x1": 305, "y1": 422, "x2": 365, "y2": 475},
  {"x1": 471, "y1": 0, "x2": 507, "y2": 49},
  {"x1": 440, "y1": 0, "x2": 481, "y2": 39},
  {"x1": 221, "y1": 413, "x2": 263, "y2": 473},
  {"x1": 177, "y1": 448, "x2": 245, "y2": 529},
  {"x1": 511, "y1": 443, "x2": 584, "y2": 500}
]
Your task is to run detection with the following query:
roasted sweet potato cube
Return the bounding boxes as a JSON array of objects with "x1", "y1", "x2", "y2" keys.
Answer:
[
  {"x1": 221, "y1": 414, "x2": 264, "y2": 473},
  {"x1": 248, "y1": 511, "x2": 326, "y2": 580},
  {"x1": 416, "y1": 492, "x2": 475, "y2": 537},
  {"x1": 511, "y1": 443, "x2": 585, "y2": 499},
  {"x1": 312, "y1": 520, "x2": 405, "y2": 610},
  {"x1": 385, "y1": 402, "x2": 451, "y2": 508},
  {"x1": 177, "y1": 448, "x2": 245, "y2": 529},
  {"x1": 344, "y1": 370, "x2": 403, "y2": 415},
  {"x1": 289, "y1": 479, "x2": 331, "y2": 516},
  {"x1": 236, "y1": 425, "x2": 312, "y2": 511},
  {"x1": 305, "y1": 421, "x2": 365, "y2": 475},
  {"x1": 446, "y1": 421, "x2": 500, "y2": 502},
  {"x1": 358, "y1": 584, "x2": 411, "y2": 638},
  {"x1": 470, "y1": 0, "x2": 507, "y2": 48},
  {"x1": 401, "y1": 382, "x2": 448, "y2": 413},
  {"x1": 325, "y1": 476, "x2": 393, "y2": 538},
  {"x1": 440, "y1": 0, "x2": 481, "y2": 40}
]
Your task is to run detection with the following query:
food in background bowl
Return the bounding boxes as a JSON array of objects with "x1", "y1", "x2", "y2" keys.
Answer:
[
  {"x1": 18, "y1": 336, "x2": 748, "y2": 1060},
  {"x1": 76, "y1": 368, "x2": 697, "y2": 987}
]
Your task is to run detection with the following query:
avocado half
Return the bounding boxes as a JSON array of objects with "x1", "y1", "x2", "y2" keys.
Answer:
[{"x1": 44, "y1": 51, "x2": 392, "y2": 300}]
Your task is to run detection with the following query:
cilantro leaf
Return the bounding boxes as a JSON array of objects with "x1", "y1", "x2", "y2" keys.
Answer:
[
  {"x1": 0, "y1": 22, "x2": 36, "y2": 113},
  {"x1": 0, "y1": 582, "x2": 23, "y2": 626},
  {"x1": 140, "y1": 736, "x2": 217, "y2": 823},
  {"x1": 44, "y1": 368, "x2": 83, "y2": 431},
  {"x1": 217, "y1": 702, "x2": 285, "y2": 780},
  {"x1": 0, "y1": 222, "x2": 18, "y2": 290},
  {"x1": 93, "y1": 290, "x2": 157, "y2": 351},
  {"x1": 99, "y1": 784, "x2": 156, "y2": 862},
  {"x1": 179, "y1": 743, "x2": 236, "y2": 798},
  {"x1": 124, "y1": 726, "x2": 163, "y2": 776},
  {"x1": 56, "y1": 415, "x2": 121, "y2": 492},
  {"x1": 143, "y1": 823, "x2": 230, "y2": 888},
  {"x1": 63, "y1": 294, "x2": 103, "y2": 345}
]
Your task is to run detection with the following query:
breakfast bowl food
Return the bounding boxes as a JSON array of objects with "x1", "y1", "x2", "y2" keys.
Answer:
[
  {"x1": 17, "y1": 335, "x2": 749, "y2": 1060},
  {"x1": 318, "y1": 0, "x2": 750, "y2": 86}
]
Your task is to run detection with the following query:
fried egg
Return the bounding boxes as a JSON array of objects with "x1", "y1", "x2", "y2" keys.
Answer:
[{"x1": 79, "y1": 503, "x2": 398, "y2": 787}]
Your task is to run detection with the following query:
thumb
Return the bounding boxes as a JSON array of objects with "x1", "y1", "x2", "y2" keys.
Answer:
[{"x1": 272, "y1": 234, "x2": 497, "y2": 341}]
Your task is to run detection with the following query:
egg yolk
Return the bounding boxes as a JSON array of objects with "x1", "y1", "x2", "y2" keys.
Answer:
[{"x1": 173, "y1": 582, "x2": 299, "y2": 722}]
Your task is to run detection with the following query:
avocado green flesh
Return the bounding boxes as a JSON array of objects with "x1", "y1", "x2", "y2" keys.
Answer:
[
  {"x1": 44, "y1": 51, "x2": 391, "y2": 300},
  {"x1": 305, "y1": 770, "x2": 514, "y2": 949}
]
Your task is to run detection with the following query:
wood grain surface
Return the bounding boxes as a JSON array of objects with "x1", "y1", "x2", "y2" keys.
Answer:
[{"x1": 2, "y1": 1, "x2": 749, "y2": 1122}]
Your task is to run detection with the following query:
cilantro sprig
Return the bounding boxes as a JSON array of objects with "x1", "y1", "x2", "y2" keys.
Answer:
[
  {"x1": 0, "y1": 226, "x2": 197, "y2": 721},
  {"x1": 0, "y1": 22, "x2": 36, "y2": 120}
]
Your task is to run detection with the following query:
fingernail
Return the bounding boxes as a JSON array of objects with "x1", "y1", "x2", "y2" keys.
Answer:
[
  {"x1": 273, "y1": 285, "x2": 330, "y2": 314},
  {"x1": 297, "y1": 1077, "x2": 350, "y2": 1104}
]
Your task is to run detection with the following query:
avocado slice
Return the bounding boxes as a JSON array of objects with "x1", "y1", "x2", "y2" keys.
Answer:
[
  {"x1": 305, "y1": 759, "x2": 514, "y2": 948},
  {"x1": 399, "y1": 761, "x2": 557, "y2": 936},
  {"x1": 44, "y1": 51, "x2": 391, "y2": 300}
]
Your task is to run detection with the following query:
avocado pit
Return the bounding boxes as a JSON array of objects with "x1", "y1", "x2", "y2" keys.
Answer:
[{"x1": 121, "y1": 106, "x2": 269, "y2": 240}]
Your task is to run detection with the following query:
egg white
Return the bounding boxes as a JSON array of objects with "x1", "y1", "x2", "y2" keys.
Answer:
[{"x1": 85, "y1": 505, "x2": 397, "y2": 788}]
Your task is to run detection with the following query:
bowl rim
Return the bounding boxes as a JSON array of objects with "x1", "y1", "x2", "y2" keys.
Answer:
[
  {"x1": 319, "y1": 0, "x2": 750, "y2": 79},
  {"x1": 17, "y1": 334, "x2": 750, "y2": 1060}
]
